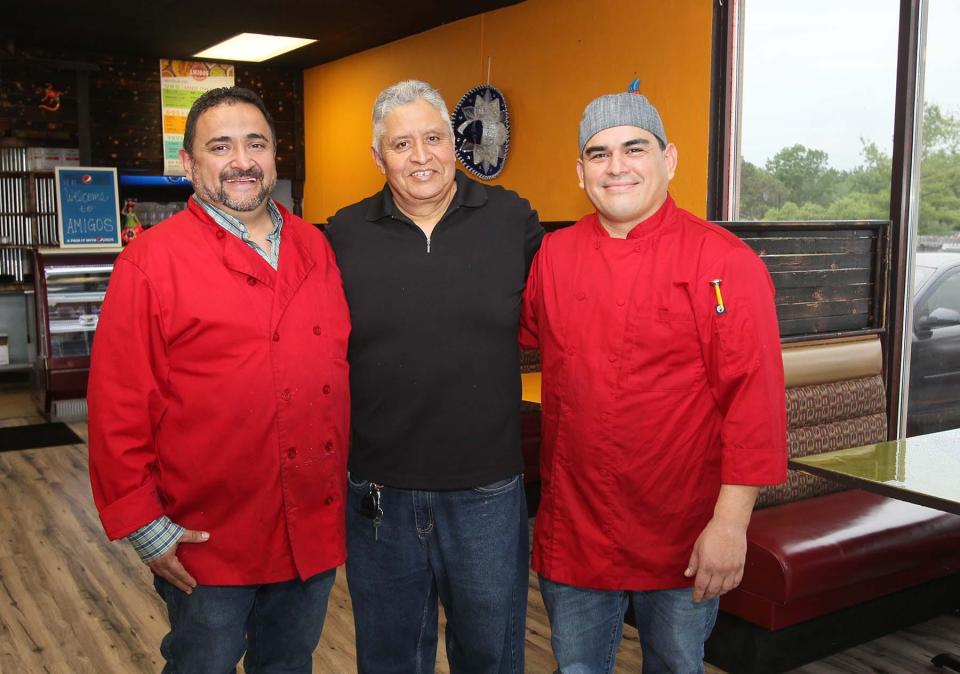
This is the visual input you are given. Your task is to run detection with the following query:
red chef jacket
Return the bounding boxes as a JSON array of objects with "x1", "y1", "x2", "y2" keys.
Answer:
[
  {"x1": 520, "y1": 195, "x2": 786, "y2": 591},
  {"x1": 88, "y1": 199, "x2": 351, "y2": 585}
]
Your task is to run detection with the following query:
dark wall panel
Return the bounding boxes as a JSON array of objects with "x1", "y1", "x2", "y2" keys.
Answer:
[
  {"x1": 0, "y1": 63, "x2": 78, "y2": 143},
  {"x1": 1, "y1": 50, "x2": 303, "y2": 180},
  {"x1": 722, "y1": 222, "x2": 890, "y2": 342}
]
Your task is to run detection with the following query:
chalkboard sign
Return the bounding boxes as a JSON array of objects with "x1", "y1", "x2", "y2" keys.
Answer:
[{"x1": 55, "y1": 167, "x2": 122, "y2": 248}]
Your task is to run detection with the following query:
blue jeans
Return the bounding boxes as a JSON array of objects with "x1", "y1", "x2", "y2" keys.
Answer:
[
  {"x1": 346, "y1": 473, "x2": 529, "y2": 674},
  {"x1": 153, "y1": 569, "x2": 336, "y2": 673},
  {"x1": 539, "y1": 576, "x2": 720, "y2": 674}
]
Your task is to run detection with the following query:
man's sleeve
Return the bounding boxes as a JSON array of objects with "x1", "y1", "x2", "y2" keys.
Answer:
[
  {"x1": 695, "y1": 246, "x2": 787, "y2": 486},
  {"x1": 523, "y1": 206, "x2": 545, "y2": 275},
  {"x1": 88, "y1": 258, "x2": 170, "y2": 540}
]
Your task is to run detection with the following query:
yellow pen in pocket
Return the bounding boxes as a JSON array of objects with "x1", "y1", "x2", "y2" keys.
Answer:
[{"x1": 710, "y1": 279, "x2": 726, "y2": 314}]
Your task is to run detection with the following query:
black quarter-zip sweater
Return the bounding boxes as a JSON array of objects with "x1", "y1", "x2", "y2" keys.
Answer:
[{"x1": 325, "y1": 171, "x2": 544, "y2": 489}]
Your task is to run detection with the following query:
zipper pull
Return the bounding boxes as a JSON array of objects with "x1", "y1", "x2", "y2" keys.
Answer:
[{"x1": 426, "y1": 237, "x2": 431, "y2": 253}]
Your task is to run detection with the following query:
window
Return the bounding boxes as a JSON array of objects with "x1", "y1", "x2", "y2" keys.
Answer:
[
  {"x1": 904, "y1": 0, "x2": 960, "y2": 436},
  {"x1": 714, "y1": 0, "x2": 960, "y2": 436},
  {"x1": 725, "y1": 0, "x2": 900, "y2": 222}
]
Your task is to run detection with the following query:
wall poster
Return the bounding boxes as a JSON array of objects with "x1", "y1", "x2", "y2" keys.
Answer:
[{"x1": 159, "y1": 60, "x2": 235, "y2": 176}]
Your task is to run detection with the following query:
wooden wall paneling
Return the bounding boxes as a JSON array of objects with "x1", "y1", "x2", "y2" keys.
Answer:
[
  {"x1": 759, "y1": 252, "x2": 875, "y2": 274},
  {"x1": 775, "y1": 298, "x2": 872, "y2": 321},
  {"x1": 723, "y1": 221, "x2": 889, "y2": 341}
]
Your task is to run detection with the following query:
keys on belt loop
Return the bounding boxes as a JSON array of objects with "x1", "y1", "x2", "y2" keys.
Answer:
[{"x1": 360, "y1": 482, "x2": 383, "y2": 541}]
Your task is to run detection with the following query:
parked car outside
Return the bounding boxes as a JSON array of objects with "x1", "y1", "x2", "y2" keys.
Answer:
[{"x1": 908, "y1": 251, "x2": 960, "y2": 436}]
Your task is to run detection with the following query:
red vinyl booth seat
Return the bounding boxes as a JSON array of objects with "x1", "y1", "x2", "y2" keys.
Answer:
[{"x1": 721, "y1": 489, "x2": 960, "y2": 630}]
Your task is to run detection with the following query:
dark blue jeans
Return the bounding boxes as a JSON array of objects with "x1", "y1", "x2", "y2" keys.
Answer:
[
  {"x1": 346, "y1": 473, "x2": 528, "y2": 674},
  {"x1": 539, "y1": 576, "x2": 720, "y2": 674},
  {"x1": 153, "y1": 569, "x2": 336, "y2": 673}
]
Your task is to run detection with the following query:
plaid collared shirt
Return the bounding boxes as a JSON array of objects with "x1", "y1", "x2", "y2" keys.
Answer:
[
  {"x1": 128, "y1": 516, "x2": 185, "y2": 563},
  {"x1": 193, "y1": 195, "x2": 284, "y2": 269}
]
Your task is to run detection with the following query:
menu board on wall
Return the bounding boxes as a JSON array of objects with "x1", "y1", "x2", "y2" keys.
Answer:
[
  {"x1": 54, "y1": 167, "x2": 122, "y2": 248},
  {"x1": 160, "y1": 59, "x2": 235, "y2": 176}
]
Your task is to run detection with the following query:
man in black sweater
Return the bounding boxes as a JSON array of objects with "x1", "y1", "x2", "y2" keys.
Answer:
[{"x1": 325, "y1": 79, "x2": 542, "y2": 674}]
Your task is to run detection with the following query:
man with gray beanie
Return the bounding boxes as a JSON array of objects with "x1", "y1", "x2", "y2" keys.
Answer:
[{"x1": 519, "y1": 92, "x2": 786, "y2": 672}]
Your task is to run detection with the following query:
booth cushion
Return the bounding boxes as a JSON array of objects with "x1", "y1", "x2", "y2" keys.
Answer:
[
  {"x1": 722, "y1": 489, "x2": 960, "y2": 629},
  {"x1": 758, "y1": 375, "x2": 887, "y2": 508},
  {"x1": 781, "y1": 339, "x2": 883, "y2": 388}
]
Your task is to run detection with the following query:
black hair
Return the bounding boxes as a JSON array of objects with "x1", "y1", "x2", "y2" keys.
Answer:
[{"x1": 181, "y1": 87, "x2": 277, "y2": 155}]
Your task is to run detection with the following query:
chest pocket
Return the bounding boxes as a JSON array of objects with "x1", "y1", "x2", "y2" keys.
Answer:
[{"x1": 620, "y1": 307, "x2": 706, "y2": 391}]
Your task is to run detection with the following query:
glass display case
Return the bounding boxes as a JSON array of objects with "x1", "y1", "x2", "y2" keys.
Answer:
[{"x1": 33, "y1": 248, "x2": 119, "y2": 419}]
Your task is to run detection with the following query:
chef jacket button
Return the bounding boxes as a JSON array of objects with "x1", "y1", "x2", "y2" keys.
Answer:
[
  {"x1": 576, "y1": 291, "x2": 586, "y2": 301},
  {"x1": 568, "y1": 347, "x2": 576, "y2": 356},
  {"x1": 287, "y1": 447, "x2": 297, "y2": 459},
  {"x1": 216, "y1": 230, "x2": 226, "y2": 240},
  {"x1": 616, "y1": 298, "x2": 626, "y2": 307},
  {"x1": 322, "y1": 384, "x2": 331, "y2": 395},
  {"x1": 324, "y1": 496, "x2": 334, "y2": 506},
  {"x1": 313, "y1": 325, "x2": 322, "y2": 336},
  {"x1": 273, "y1": 331, "x2": 280, "y2": 341},
  {"x1": 281, "y1": 388, "x2": 291, "y2": 401},
  {"x1": 608, "y1": 354, "x2": 617, "y2": 362},
  {"x1": 247, "y1": 277, "x2": 257, "y2": 286},
  {"x1": 324, "y1": 440, "x2": 334, "y2": 452}
]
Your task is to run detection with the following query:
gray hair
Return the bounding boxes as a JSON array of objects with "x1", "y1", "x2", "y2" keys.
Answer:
[{"x1": 372, "y1": 80, "x2": 453, "y2": 151}]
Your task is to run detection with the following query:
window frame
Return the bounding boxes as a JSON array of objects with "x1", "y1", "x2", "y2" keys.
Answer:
[{"x1": 707, "y1": 0, "x2": 928, "y2": 438}]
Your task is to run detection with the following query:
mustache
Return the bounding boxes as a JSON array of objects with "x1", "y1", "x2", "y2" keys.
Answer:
[{"x1": 220, "y1": 167, "x2": 263, "y2": 181}]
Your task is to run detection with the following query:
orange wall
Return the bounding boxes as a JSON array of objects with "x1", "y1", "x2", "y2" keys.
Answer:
[{"x1": 303, "y1": 0, "x2": 713, "y2": 223}]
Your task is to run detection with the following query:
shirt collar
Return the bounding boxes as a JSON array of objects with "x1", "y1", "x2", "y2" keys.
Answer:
[
  {"x1": 591, "y1": 194, "x2": 676, "y2": 241},
  {"x1": 365, "y1": 169, "x2": 487, "y2": 222},
  {"x1": 193, "y1": 195, "x2": 283, "y2": 238}
]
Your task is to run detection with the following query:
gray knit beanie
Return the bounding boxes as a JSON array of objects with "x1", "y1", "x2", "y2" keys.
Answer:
[{"x1": 578, "y1": 93, "x2": 667, "y2": 155}]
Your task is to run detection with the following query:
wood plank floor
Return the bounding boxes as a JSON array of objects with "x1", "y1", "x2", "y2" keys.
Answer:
[{"x1": 1, "y1": 390, "x2": 957, "y2": 673}]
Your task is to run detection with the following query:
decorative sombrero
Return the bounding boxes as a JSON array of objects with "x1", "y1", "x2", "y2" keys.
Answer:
[{"x1": 451, "y1": 84, "x2": 510, "y2": 180}]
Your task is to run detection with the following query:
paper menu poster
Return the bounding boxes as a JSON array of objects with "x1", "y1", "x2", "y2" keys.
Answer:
[{"x1": 160, "y1": 60, "x2": 235, "y2": 176}]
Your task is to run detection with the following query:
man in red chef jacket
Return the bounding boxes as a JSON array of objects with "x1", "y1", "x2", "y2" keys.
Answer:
[
  {"x1": 520, "y1": 92, "x2": 787, "y2": 673},
  {"x1": 87, "y1": 87, "x2": 351, "y2": 672}
]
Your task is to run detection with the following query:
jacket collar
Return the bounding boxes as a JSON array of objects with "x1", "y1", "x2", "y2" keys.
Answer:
[
  {"x1": 590, "y1": 194, "x2": 676, "y2": 241},
  {"x1": 364, "y1": 170, "x2": 487, "y2": 223},
  {"x1": 187, "y1": 197, "x2": 315, "y2": 291}
]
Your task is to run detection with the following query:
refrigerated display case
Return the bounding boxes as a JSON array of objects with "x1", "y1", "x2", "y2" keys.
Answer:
[{"x1": 33, "y1": 248, "x2": 119, "y2": 419}]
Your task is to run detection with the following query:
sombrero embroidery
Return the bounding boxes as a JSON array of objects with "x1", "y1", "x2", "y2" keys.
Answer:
[{"x1": 451, "y1": 84, "x2": 510, "y2": 179}]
